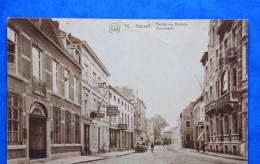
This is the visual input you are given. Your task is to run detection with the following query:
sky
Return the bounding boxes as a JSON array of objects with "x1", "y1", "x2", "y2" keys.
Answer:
[{"x1": 55, "y1": 19, "x2": 210, "y2": 128}]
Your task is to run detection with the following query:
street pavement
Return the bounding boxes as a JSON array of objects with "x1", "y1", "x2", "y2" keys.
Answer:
[{"x1": 86, "y1": 145, "x2": 247, "y2": 164}]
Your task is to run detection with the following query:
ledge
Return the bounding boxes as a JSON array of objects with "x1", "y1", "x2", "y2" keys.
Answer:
[
  {"x1": 52, "y1": 144, "x2": 81, "y2": 147},
  {"x1": 8, "y1": 145, "x2": 27, "y2": 150}
]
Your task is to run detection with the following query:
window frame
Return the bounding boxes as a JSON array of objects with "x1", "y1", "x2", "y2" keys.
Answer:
[{"x1": 53, "y1": 107, "x2": 61, "y2": 144}]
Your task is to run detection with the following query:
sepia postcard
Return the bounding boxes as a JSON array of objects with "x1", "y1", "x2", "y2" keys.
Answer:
[{"x1": 7, "y1": 18, "x2": 248, "y2": 164}]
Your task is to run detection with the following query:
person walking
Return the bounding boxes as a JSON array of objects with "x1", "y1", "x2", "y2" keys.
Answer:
[
  {"x1": 196, "y1": 141, "x2": 199, "y2": 152},
  {"x1": 151, "y1": 142, "x2": 154, "y2": 153},
  {"x1": 202, "y1": 142, "x2": 205, "y2": 153}
]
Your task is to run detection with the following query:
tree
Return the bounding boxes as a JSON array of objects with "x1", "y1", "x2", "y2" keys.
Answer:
[{"x1": 149, "y1": 114, "x2": 169, "y2": 143}]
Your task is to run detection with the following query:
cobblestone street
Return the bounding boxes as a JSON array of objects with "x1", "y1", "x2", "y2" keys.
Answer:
[{"x1": 87, "y1": 146, "x2": 247, "y2": 164}]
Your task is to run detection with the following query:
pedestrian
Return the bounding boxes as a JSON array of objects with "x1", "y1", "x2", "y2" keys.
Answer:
[
  {"x1": 196, "y1": 141, "x2": 199, "y2": 152},
  {"x1": 151, "y1": 142, "x2": 154, "y2": 153},
  {"x1": 202, "y1": 142, "x2": 205, "y2": 153}
]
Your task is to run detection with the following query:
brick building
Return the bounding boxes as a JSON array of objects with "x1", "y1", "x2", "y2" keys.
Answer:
[
  {"x1": 200, "y1": 20, "x2": 248, "y2": 156},
  {"x1": 7, "y1": 18, "x2": 82, "y2": 163}
]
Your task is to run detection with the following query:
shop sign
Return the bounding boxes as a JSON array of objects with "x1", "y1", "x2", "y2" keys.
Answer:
[
  {"x1": 107, "y1": 106, "x2": 118, "y2": 115},
  {"x1": 118, "y1": 124, "x2": 127, "y2": 130}
]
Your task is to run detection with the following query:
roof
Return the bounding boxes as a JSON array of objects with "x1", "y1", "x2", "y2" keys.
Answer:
[{"x1": 109, "y1": 85, "x2": 135, "y2": 106}]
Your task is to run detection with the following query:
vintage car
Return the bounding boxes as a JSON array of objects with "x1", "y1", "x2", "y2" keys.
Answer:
[{"x1": 135, "y1": 141, "x2": 147, "y2": 152}]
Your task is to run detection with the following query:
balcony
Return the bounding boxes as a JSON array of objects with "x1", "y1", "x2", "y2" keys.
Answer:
[
  {"x1": 32, "y1": 76, "x2": 46, "y2": 96},
  {"x1": 215, "y1": 91, "x2": 239, "y2": 112},
  {"x1": 226, "y1": 47, "x2": 238, "y2": 63},
  {"x1": 217, "y1": 20, "x2": 234, "y2": 39},
  {"x1": 205, "y1": 100, "x2": 216, "y2": 114}
]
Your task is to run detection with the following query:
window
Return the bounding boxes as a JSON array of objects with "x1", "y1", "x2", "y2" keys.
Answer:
[
  {"x1": 216, "y1": 50, "x2": 219, "y2": 68},
  {"x1": 205, "y1": 66, "x2": 208, "y2": 81},
  {"x1": 221, "y1": 71, "x2": 228, "y2": 95},
  {"x1": 122, "y1": 101, "x2": 123, "y2": 106},
  {"x1": 233, "y1": 68, "x2": 237, "y2": 90},
  {"x1": 128, "y1": 116, "x2": 129, "y2": 127},
  {"x1": 109, "y1": 93, "x2": 112, "y2": 99},
  {"x1": 118, "y1": 99, "x2": 120, "y2": 104},
  {"x1": 210, "y1": 119, "x2": 213, "y2": 135},
  {"x1": 64, "y1": 69, "x2": 70, "y2": 99},
  {"x1": 224, "y1": 115, "x2": 229, "y2": 135},
  {"x1": 125, "y1": 114, "x2": 127, "y2": 124},
  {"x1": 65, "y1": 111, "x2": 71, "y2": 143},
  {"x1": 32, "y1": 47, "x2": 42, "y2": 79},
  {"x1": 7, "y1": 27, "x2": 17, "y2": 65},
  {"x1": 224, "y1": 39, "x2": 228, "y2": 56},
  {"x1": 53, "y1": 107, "x2": 61, "y2": 144},
  {"x1": 74, "y1": 76, "x2": 78, "y2": 103},
  {"x1": 186, "y1": 121, "x2": 190, "y2": 127},
  {"x1": 190, "y1": 111, "x2": 193, "y2": 116},
  {"x1": 210, "y1": 86, "x2": 212, "y2": 102},
  {"x1": 122, "y1": 113, "x2": 124, "y2": 124},
  {"x1": 8, "y1": 93, "x2": 21, "y2": 145},
  {"x1": 232, "y1": 113, "x2": 238, "y2": 134},
  {"x1": 85, "y1": 93, "x2": 89, "y2": 112},
  {"x1": 232, "y1": 27, "x2": 237, "y2": 47},
  {"x1": 84, "y1": 64, "x2": 88, "y2": 81},
  {"x1": 75, "y1": 114, "x2": 80, "y2": 143},
  {"x1": 114, "y1": 96, "x2": 116, "y2": 101},
  {"x1": 52, "y1": 60, "x2": 58, "y2": 93},
  {"x1": 216, "y1": 118, "x2": 219, "y2": 134},
  {"x1": 93, "y1": 72, "x2": 96, "y2": 87},
  {"x1": 212, "y1": 26, "x2": 215, "y2": 44},
  {"x1": 210, "y1": 59, "x2": 212, "y2": 75}
]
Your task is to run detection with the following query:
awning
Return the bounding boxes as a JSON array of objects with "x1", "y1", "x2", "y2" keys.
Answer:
[{"x1": 196, "y1": 131, "x2": 205, "y2": 142}]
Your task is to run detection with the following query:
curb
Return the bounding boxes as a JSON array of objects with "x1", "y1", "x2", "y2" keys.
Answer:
[
  {"x1": 74, "y1": 152, "x2": 134, "y2": 163},
  {"x1": 178, "y1": 148, "x2": 248, "y2": 162},
  {"x1": 73, "y1": 157, "x2": 107, "y2": 164}
]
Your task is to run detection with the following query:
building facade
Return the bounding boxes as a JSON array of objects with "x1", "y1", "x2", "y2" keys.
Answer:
[
  {"x1": 192, "y1": 95, "x2": 204, "y2": 147},
  {"x1": 8, "y1": 18, "x2": 83, "y2": 163},
  {"x1": 180, "y1": 103, "x2": 194, "y2": 148},
  {"x1": 109, "y1": 86, "x2": 135, "y2": 150},
  {"x1": 200, "y1": 20, "x2": 248, "y2": 156}
]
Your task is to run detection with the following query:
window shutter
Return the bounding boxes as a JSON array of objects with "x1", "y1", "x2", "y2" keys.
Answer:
[
  {"x1": 70, "y1": 73, "x2": 74, "y2": 101},
  {"x1": 21, "y1": 35, "x2": 32, "y2": 80},
  {"x1": 59, "y1": 65, "x2": 64, "y2": 96}
]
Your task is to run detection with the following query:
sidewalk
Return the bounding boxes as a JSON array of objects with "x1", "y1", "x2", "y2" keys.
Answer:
[
  {"x1": 30, "y1": 150, "x2": 135, "y2": 164},
  {"x1": 170, "y1": 145, "x2": 248, "y2": 161}
]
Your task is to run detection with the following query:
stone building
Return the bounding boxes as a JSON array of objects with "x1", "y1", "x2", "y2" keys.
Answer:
[
  {"x1": 192, "y1": 94, "x2": 204, "y2": 147},
  {"x1": 7, "y1": 18, "x2": 82, "y2": 163},
  {"x1": 109, "y1": 86, "x2": 135, "y2": 150},
  {"x1": 200, "y1": 20, "x2": 248, "y2": 156},
  {"x1": 57, "y1": 30, "x2": 111, "y2": 155},
  {"x1": 170, "y1": 126, "x2": 179, "y2": 145},
  {"x1": 180, "y1": 103, "x2": 194, "y2": 148}
]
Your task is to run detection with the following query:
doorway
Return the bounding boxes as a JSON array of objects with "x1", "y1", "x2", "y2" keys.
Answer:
[
  {"x1": 29, "y1": 116, "x2": 46, "y2": 159},
  {"x1": 98, "y1": 127, "x2": 100, "y2": 150},
  {"x1": 84, "y1": 125, "x2": 90, "y2": 154}
]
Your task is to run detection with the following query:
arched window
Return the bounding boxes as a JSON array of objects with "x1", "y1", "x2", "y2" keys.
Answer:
[{"x1": 232, "y1": 113, "x2": 238, "y2": 134}]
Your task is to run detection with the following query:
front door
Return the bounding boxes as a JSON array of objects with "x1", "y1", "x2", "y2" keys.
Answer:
[
  {"x1": 84, "y1": 125, "x2": 90, "y2": 154},
  {"x1": 29, "y1": 116, "x2": 46, "y2": 159}
]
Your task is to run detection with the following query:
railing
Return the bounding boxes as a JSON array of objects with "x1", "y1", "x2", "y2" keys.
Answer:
[
  {"x1": 205, "y1": 100, "x2": 216, "y2": 113},
  {"x1": 226, "y1": 47, "x2": 238, "y2": 62},
  {"x1": 32, "y1": 76, "x2": 46, "y2": 96},
  {"x1": 216, "y1": 91, "x2": 239, "y2": 110}
]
